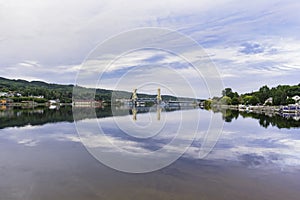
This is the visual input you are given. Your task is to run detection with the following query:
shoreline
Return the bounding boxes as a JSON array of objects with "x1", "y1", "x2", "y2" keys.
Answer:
[{"x1": 212, "y1": 104, "x2": 300, "y2": 115}]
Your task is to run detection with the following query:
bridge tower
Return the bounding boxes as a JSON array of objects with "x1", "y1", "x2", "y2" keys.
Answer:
[
  {"x1": 132, "y1": 107, "x2": 137, "y2": 121},
  {"x1": 157, "y1": 107, "x2": 161, "y2": 121},
  {"x1": 156, "y1": 88, "x2": 162, "y2": 104},
  {"x1": 131, "y1": 88, "x2": 138, "y2": 106}
]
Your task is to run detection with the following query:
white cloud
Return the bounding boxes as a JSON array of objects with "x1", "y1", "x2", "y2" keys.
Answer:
[{"x1": 0, "y1": 0, "x2": 300, "y2": 93}]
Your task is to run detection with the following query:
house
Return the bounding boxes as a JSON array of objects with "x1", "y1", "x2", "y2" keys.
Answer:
[
  {"x1": 49, "y1": 100, "x2": 58, "y2": 105},
  {"x1": 0, "y1": 99, "x2": 7, "y2": 105},
  {"x1": 292, "y1": 95, "x2": 300, "y2": 103},
  {"x1": 30, "y1": 95, "x2": 44, "y2": 99},
  {"x1": 264, "y1": 97, "x2": 273, "y2": 105},
  {"x1": 0, "y1": 98, "x2": 13, "y2": 105},
  {"x1": 0, "y1": 92, "x2": 17, "y2": 97},
  {"x1": 0, "y1": 92, "x2": 8, "y2": 97}
]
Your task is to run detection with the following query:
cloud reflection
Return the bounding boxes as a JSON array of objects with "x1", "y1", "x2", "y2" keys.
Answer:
[{"x1": 0, "y1": 110, "x2": 300, "y2": 170}]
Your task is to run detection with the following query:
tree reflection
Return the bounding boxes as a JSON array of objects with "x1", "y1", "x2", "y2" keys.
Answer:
[
  {"x1": 1, "y1": 106, "x2": 299, "y2": 129},
  {"x1": 212, "y1": 108, "x2": 300, "y2": 129}
]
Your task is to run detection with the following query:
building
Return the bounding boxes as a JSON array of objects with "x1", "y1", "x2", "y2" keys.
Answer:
[
  {"x1": 264, "y1": 97, "x2": 273, "y2": 105},
  {"x1": 0, "y1": 99, "x2": 13, "y2": 105},
  {"x1": 49, "y1": 100, "x2": 58, "y2": 105},
  {"x1": 1, "y1": 92, "x2": 21, "y2": 97},
  {"x1": 73, "y1": 100, "x2": 102, "y2": 107},
  {"x1": 0, "y1": 99, "x2": 7, "y2": 105},
  {"x1": 292, "y1": 95, "x2": 300, "y2": 103},
  {"x1": 0, "y1": 92, "x2": 8, "y2": 97},
  {"x1": 30, "y1": 95, "x2": 44, "y2": 99}
]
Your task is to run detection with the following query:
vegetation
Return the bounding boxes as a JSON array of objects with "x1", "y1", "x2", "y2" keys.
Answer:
[
  {"x1": 0, "y1": 77, "x2": 74, "y2": 103},
  {"x1": 204, "y1": 84, "x2": 300, "y2": 108},
  {"x1": 0, "y1": 77, "x2": 182, "y2": 103}
]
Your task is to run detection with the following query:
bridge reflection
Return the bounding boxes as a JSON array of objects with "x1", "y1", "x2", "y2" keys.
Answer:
[{"x1": 130, "y1": 106, "x2": 163, "y2": 121}]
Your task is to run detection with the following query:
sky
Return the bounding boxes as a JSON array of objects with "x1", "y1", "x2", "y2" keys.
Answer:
[{"x1": 1, "y1": 0, "x2": 300, "y2": 97}]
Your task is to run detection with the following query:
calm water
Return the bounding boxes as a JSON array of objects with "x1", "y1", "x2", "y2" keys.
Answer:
[{"x1": 0, "y1": 106, "x2": 300, "y2": 200}]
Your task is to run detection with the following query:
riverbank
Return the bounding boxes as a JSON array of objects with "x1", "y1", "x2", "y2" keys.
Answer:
[
  {"x1": 212, "y1": 104, "x2": 299, "y2": 116},
  {"x1": 0, "y1": 102, "x2": 73, "y2": 109}
]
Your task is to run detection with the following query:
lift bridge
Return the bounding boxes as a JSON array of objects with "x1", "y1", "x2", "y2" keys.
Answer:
[
  {"x1": 128, "y1": 88, "x2": 200, "y2": 121},
  {"x1": 131, "y1": 88, "x2": 162, "y2": 107},
  {"x1": 130, "y1": 88, "x2": 198, "y2": 108}
]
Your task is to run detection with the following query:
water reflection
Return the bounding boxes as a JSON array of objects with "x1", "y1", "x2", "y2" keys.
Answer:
[
  {"x1": 0, "y1": 106, "x2": 73, "y2": 129},
  {"x1": 210, "y1": 108, "x2": 300, "y2": 129},
  {"x1": 0, "y1": 106, "x2": 299, "y2": 169},
  {"x1": 129, "y1": 106, "x2": 163, "y2": 121},
  {"x1": 1, "y1": 106, "x2": 300, "y2": 199},
  {"x1": 1, "y1": 106, "x2": 299, "y2": 130},
  {"x1": 0, "y1": 105, "x2": 182, "y2": 130}
]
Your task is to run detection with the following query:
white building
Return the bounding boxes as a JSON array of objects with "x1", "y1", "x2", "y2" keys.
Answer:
[
  {"x1": 30, "y1": 95, "x2": 44, "y2": 99},
  {"x1": 0, "y1": 92, "x2": 8, "y2": 97},
  {"x1": 48, "y1": 100, "x2": 58, "y2": 104},
  {"x1": 264, "y1": 97, "x2": 273, "y2": 105},
  {"x1": 292, "y1": 95, "x2": 300, "y2": 103}
]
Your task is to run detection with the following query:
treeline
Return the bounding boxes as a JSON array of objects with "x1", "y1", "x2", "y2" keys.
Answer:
[
  {"x1": 0, "y1": 77, "x2": 74, "y2": 103},
  {"x1": 0, "y1": 77, "x2": 121, "y2": 103},
  {"x1": 204, "y1": 84, "x2": 300, "y2": 108},
  {"x1": 0, "y1": 77, "x2": 179, "y2": 103}
]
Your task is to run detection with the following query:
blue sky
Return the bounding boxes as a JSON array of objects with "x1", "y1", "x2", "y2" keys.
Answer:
[{"x1": 0, "y1": 0, "x2": 300, "y2": 97}]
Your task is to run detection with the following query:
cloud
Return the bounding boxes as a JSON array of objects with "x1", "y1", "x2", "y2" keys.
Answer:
[
  {"x1": 239, "y1": 42, "x2": 265, "y2": 54},
  {"x1": 1, "y1": 0, "x2": 300, "y2": 93},
  {"x1": 201, "y1": 36, "x2": 300, "y2": 93},
  {"x1": 17, "y1": 138, "x2": 38, "y2": 147},
  {"x1": 74, "y1": 48, "x2": 211, "y2": 97},
  {"x1": 0, "y1": 61, "x2": 81, "y2": 84}
]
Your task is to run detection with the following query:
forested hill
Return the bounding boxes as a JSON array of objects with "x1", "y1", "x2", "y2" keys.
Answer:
[
  {"x1": 0, "y1": 77, "x2": 179, "y2": 103},
  {"x1": 0, "y1": 77, "x2": 70, "y2": 102}
]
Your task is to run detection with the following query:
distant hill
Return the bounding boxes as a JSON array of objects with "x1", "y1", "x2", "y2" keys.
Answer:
[
  {"x1": 0, "y1": 77, "x2": 75, "y2": 103},
  {"x1": 0, "y1": 77, "x2": 183, "y2": 103}
]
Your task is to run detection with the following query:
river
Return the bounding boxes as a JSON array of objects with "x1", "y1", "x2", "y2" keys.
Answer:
[{"x1": 0, "y1": 106, "x2": 299, "y2": 200}]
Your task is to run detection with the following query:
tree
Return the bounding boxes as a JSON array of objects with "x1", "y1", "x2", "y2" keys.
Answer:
[
  {"x1": 273, "y1": 90, "x2": 287, "y2": 105},
  {"x1": 203, "y1": 99, "x2": 212, "y2": 109},
  {"x1": 220, "y1": 96, "x2": 232, "y2": 105},
  {"x1": 243, "y1": 95, "x2": 259, "y2": 105},
  {"x1": 222, "y1": 88, "x2": 232, "y2": 97},
  {"x1": 286, "y1": 98, "x2": 295, "y2": 105},
  {"x1": 222, "y1": 88, "x2": 239, "y2": 99},
  {"x1": 231, "y1": 97, "x2": 240, "y2": 105},
  {"x1": 257, "y1": 85, "x2": 270, "y2": 103},
  {"x1": 217, "y1": 84, "x2": 300, "y2": 106},
  {"x1": 248, "y1": 96, "x2": 260, "y2": 105}
]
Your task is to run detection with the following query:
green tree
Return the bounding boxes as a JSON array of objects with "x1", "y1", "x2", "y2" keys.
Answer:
[
  {"x1": 249, "y1": 96, "x2": 260, "y2": 105},
  {"x1": 243, "y1": 95, "x2": 259, "y2": 105},
  {"x1": 286, "y1": 98, "x2": 295, "y2": 104},
  {"x1": 203, "y1": 99, "x2": 212, "y2": 109},
  {"x1": 222, "y1": 88, "x2": 232, "y2": 97},
  {"x1": 220, "y1": 96, "x2": 232, "y2": 105},
  {"x1": 222, "y1": 88, "x2": 239, "y2": 99},
  {"x1": 257, "y1": 85, "x2": 270, "y2": 103},
  {"x1": 273, "y1": 89, "x2": 287, "y2": 105},
  {"x1": 231, "y1": 97, "x2": 240, "y2": 105}
]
